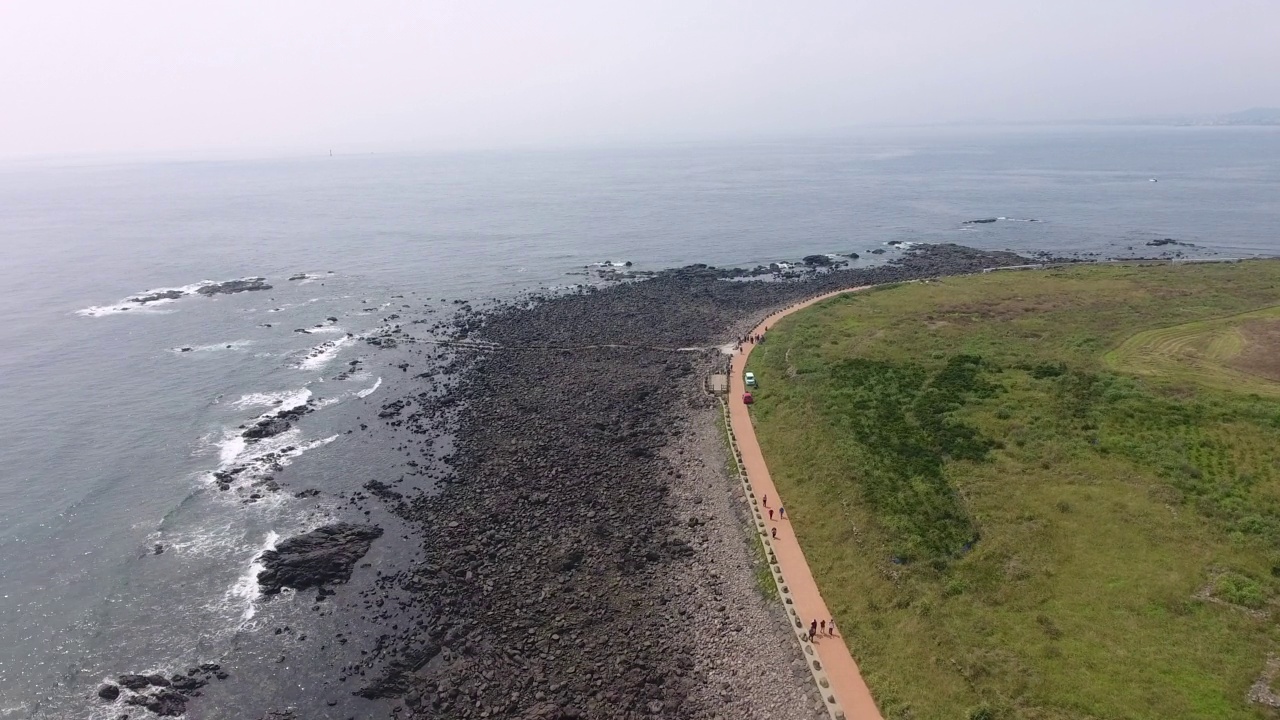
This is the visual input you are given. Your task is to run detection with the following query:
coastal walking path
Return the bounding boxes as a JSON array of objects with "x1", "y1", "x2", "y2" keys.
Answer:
[{"x1": 728, "y1": 286, "x2": 884, "y2": 720}]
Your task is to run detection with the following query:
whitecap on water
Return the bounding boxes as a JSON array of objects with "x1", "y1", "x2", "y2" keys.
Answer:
[
  {"x1": 75, "y1": 281, "x2": 209, "y2": 317},
  {"x1": 297, "y1": 336, "x2": 352, "y2": 371},
  {"x1": 227, "y1": 530, "x2": 279, "y2": 623},
  {"x1": 356, "y1": 377, "x2": 382, "y2": 399},
  {"x1": 208, "y1": 429, "x2": 338, "y2": 493},
  {"x1": 232, "y1": 387, "x2": 312, "y2": 411},
  {"x1": 169, "y1": 339, "x2": 253, "y2": 354}
]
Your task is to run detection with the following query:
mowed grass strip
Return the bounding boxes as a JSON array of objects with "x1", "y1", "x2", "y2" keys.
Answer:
[
  {"x1": 1105, "y1": 305, "x2": 1280, "y2": 398},
  {"x1": 748, "y1": 261, "x2": 1280, "y2": 719}
]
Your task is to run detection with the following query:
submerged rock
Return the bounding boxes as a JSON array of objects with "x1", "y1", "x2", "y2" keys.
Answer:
[{"x1": 257, "y1": 523, "x2": 383, "y2": 595}]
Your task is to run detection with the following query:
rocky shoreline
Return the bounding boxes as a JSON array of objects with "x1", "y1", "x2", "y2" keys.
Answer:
[{"x1": 316, "y1": 244, "x2": 1031, "y2": 720}]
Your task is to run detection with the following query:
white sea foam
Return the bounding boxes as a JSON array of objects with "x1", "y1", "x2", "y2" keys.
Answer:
[
  {"x1": 216, "y1": 387, "x2": 319, "y2": 471},
  {"x1": 306, "y1": 325, "x2": 346, "y2": 334},
  {"x1": 75, "y1": 281, "x2": 210, "y2": 317},
  {"x1": 76, "y1": 302, "x2": 178, "y2": 317},
  {"x1": 209, "y1": 428, "x2": 338, "y2": 491},
  {"x1": 297, "y1": 336, "x2": 352, "y2": 371},
  {"x1": 218, "y1": 434, "x2": 248, "y2": 466},
  {"x1": 228, "y1": 530, "x2": 279, "y2": 622},
  {"x1": 357, "y1": 377, "x2": 383, "y2": 398},
  {"x1": 164, "y1": 519, "x2": 242, "y2": 557},
  {"x1": 233, "y1": 387, "x2": 311, "y2": 410}
]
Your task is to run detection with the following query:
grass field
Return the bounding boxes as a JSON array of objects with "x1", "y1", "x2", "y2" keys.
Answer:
[{"x1": 747, "y1": 261, "x2": 1280, "y2": 719}]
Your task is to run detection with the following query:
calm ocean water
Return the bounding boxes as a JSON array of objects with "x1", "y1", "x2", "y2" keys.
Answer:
[{"x1": 1, "y1": 126, "x2": 1278, "y2": 718}]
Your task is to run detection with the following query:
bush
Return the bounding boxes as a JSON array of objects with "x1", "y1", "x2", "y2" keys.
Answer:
[
  {"x1": 1030, "y1": 362, "x2": 1066, "y2": 379},
  {"x1": 823, "y1": 355, "x2": 995, "y2": 561},
  {"x1": 1214, "y1": 572, "x2": 1267, "y2": 608},
  {"x1": 969, "y1": 706, "x2": 997, "y2": 720}
]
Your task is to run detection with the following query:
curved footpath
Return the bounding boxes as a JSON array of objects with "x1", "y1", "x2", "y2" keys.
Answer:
[{"x1": 729, "y1": 286, "x2": 885, "y2": 720}]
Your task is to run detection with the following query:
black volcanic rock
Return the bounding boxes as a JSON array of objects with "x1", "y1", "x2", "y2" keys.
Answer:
[
  {"x1": 117, "y1": 674, "x2": 152, "y2": 690},
  {"x1": 129, "y1": 289, "x2": 185, "y2": 304},
  {"x1": 126, "y1": 689, "x2": 187, "y2": 716},
  {"x1": 257, "y1": 523, "x2": 382, "y2": 595},
  {"x1": 242, "y1": 416, "x2": 291, "y2": 440},
  {"x1": 105, "y1": 663, "x2": 226, "y2": 714},
  {"x1": 196, "y1": 278, "x2": 272, "y2": 296},
  {"x1": 242, "y1": 402, "x2": 313, "y2": 441},
  {"x1": 351, "y1": 243, "x2": 1033, "y2": 718}
]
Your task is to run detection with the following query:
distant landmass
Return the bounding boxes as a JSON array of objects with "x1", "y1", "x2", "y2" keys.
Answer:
[{"x1": 1092, "y1": 107, "x2": 1280, "y2": 127}]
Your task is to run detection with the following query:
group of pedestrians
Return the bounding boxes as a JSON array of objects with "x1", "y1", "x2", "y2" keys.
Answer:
[
  {"x1": 735, "y1": 327, "x2": 768, "y2": 353},
  {"x1": 807, "y1": 618, "x2": 837, "y2": 642},
  {"x1": 763, "y1": 495, "x2": 836, "y2": 645},
  {"x1": 762, "y1": 493, "x2": 785, "y2": 521}
]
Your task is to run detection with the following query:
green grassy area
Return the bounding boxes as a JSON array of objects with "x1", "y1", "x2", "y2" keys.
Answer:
[{"x1": 747, "y1": 262, "x2": 1280, "y2": 719}]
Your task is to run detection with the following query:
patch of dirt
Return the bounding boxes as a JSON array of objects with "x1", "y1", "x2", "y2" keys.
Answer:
[
  {"x1": 1249, "y1": 654, "x2": 1280, "y2": 708},
  {"x1": 941, "y1": 297, "x2": 1069, "y2": 323},
  {"x1": 1229, "y1": 319, "x2": 1280, "y2": 383}
]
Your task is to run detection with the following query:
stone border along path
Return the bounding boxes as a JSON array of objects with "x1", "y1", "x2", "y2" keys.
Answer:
[{"x1": 725, "y1": 285, "x2": 885, "y2": 720}]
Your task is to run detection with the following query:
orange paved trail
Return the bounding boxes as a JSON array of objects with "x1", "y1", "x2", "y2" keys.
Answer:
[{"x1": 729, "y1": 287, "x2": 884, "y2": 720}]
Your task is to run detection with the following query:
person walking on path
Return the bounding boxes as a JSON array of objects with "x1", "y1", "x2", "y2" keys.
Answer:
[
  {"x1": 768, "y1": 508, "x2": 775, "y2": 520},
  {"x1": 762, "y1": 494, "x2": 769, "y2": 507},
  {"x1": 829, "y1": 618, "x2": 837, "y2": 636},
  {"x1": 809, "y1": 620, "x2": 818, "y2": 642},
  {"x1": 820, "y1": 620, "x2": 827, "y2": 636},
  {"x1": 770, "y1": 527, "x2": 777, "y2": 539},
  {"x1": 779, "y1": 506, "x2": 786, "y2": 519}
]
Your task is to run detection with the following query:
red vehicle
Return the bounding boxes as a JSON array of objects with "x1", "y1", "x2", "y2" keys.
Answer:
[{"x1": 742, "y1": 392, "x2": 754, "y2": 405}]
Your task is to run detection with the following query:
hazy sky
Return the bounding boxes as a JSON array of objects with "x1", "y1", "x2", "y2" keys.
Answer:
[{"x1": 1, "y1": 1, "x2": 1277, "y2": 158}]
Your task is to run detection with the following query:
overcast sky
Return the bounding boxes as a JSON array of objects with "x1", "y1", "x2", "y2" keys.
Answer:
[{"x1": 1, "y1": 0, "x2": 1277, "y2": 158}]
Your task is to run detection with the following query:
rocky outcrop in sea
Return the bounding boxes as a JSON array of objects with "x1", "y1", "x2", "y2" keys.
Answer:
[{"x1": 257, "y1": 523, "x2": 384, "y2": 596}]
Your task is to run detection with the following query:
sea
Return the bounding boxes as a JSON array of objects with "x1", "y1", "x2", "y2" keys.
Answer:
[{"x1": 1, "y1": 125, "x2": 1278, "y2": 719}]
